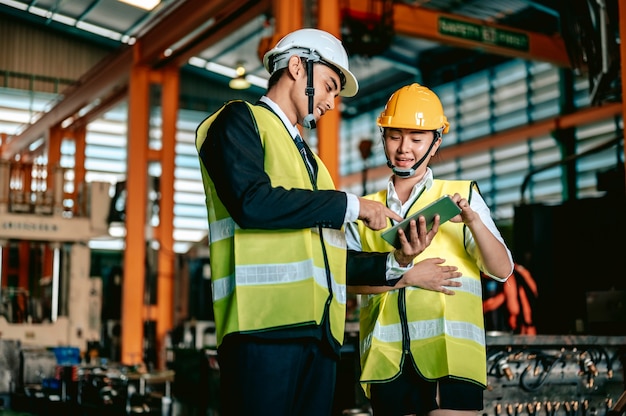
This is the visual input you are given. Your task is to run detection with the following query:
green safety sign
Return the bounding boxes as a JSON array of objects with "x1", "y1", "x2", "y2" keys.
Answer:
[{"x1": 439, "y1": 16, "x2": 529, "y2": 52}]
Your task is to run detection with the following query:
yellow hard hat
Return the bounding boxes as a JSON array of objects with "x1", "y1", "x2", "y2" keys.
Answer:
[{"x1": 377, "y1": 83, "x2": 450, "y2": 133}]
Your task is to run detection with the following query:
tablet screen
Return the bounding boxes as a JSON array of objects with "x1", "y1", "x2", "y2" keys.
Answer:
[{"x1": 380, "y1": 195, "x2": 461, "y2": 248}]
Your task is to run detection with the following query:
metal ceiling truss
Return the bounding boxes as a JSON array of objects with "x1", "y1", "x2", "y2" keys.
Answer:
[{"x1": 2, "y1": 0, "x2": 574, "y2": 161}]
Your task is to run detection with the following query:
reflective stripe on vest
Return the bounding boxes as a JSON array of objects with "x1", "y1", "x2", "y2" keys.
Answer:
[
  {"x1": 356, "y1": 180, "x2": 486, "y2": 397},
  {"x1": 361, "y1": 276, "x2": 483, "y2": 348},
  {"x1": 195, "y1": 101, "x2": 347, "y2": 347}
]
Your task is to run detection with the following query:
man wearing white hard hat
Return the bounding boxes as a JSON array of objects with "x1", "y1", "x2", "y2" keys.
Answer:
[{"x1": 195, "y1": 28, "x2": 407, "y2": 415}]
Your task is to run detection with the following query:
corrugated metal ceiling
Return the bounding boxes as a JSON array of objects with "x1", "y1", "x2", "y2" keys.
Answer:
[{"x1": 0, "y1": 0, "x2": 567, "y2": 117}]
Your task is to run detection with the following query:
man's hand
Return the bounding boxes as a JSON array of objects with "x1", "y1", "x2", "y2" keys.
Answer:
[
  {"x1": 397, "y1": 257, "x2": 462, "y2": 295},
  {"x1": 358, "y1": 197, "x2": 403, "y2": 230}
]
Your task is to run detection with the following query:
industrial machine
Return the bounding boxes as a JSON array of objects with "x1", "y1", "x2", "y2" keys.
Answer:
[
  {"x1": 0, "y1": 159, "x2": 183, "y2": 415},
  {"x1": 0, "y1": 159, "x2": 109, "y2": 350},
  {"x1": 485, "y1": 335, "x2": 626, "y2": 415}
]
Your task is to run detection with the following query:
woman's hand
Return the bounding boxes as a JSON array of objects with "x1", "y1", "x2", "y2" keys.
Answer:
[
  {"x1": 393, "y1": 214, "x2": 440, "y2": 266},
  {"x1": 449, "y1": 192, "x2": 479, "y2": 225}
]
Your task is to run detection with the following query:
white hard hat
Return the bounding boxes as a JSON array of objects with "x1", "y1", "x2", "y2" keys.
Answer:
[{"x1": 263, "y1": 28, "x2": 359, "y2": 97}]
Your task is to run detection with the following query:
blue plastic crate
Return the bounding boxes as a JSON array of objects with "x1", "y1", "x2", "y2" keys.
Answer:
[{"x1": 52, "y1": 347, "x2": 81, "y2": 365}]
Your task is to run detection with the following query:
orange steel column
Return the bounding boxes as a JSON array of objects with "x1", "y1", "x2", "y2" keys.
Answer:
[
  {"x1": 275, "y1": 0, "x2": 301, "y2": 26},
  {"x1": 47, "y1": 128, "x2": 63, "y2": 223},
  {"x1": 155, "y1": 66, "x2": 178, "y2": 369},
  {"x1": 316, "y1": 0, "x2": 342, "y2": 184},
  {"x1": 617, "y1": 2, "x2": 626, "y2": 189},
  {"x1": 47, "y1": 126, "x2": 63, "y2": 189},
  {"x1": 272, "y1": 1, "x2": 303, "y2": 127},
  {"x1": 122, "y1": 60, "x2": 150, "y2": 366},
  {"x1": 271, "y1": 0, "x2": 302, "y2": 39},
  {"x1": 0, "y1": 133, "x2": 6, "y2": 155},
  {"x1": 258, "y1": 0, "x2": 302, "y2": 72},
  {"x1": 73, "y1": 127, "x2": 87, "y2": 215}
]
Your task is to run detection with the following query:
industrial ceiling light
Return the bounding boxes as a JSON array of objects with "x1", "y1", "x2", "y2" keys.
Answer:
[
  {"x1": 229, "y1": 63, "x2": 251, "y2": 90},
  {"x1": 118, "y1": 0, "x2": 160, "y2": 11}
]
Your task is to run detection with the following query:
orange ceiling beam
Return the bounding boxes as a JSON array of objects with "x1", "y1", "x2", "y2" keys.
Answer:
[
  {"x1": 439, "y1": 102, "x2": 623, "y2": 160},
  {"x1": 1, "y1": 47, "x2": 134, "y2": 158},
  {"x1": 347, "y1": 0, "x2": 571, "y2": 68},
  {"x1": 340, "y1": 102, "x2": 624, "y2": 189},
  {"x1": 143, "y1": 0, "x2": 271, "y2": 67},
  {"x1": 1, "y1": 0, "x2": 271, "y2": 159},
  {"x1": 1, "y1": 0, "x2": 576, "y2": 161}
]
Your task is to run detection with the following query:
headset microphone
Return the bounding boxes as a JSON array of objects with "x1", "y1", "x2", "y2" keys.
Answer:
[
  {"x1": 302, "y1": 114, "x2": 316, "y2": 129},
  {"x1": 389, "y1": 161, "x2": 416, "y2": 178}
]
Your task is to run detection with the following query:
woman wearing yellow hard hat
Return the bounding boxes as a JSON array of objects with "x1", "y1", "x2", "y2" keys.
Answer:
[{"x1": 347, "y1": 83, "x2": 514, "y2": 416}]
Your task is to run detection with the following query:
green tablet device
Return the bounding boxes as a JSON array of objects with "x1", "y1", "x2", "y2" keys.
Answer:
[{"x1": 381, "y1": 195, "x2": 461, "y2": 248}]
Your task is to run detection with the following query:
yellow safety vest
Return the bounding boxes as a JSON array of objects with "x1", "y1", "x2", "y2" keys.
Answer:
[
  {"x1": 356, "y1": 180, "x2": 486, "y2": 397},
  {"x1": 195, "y1": 101, "x2": 347, "y2": 348}
]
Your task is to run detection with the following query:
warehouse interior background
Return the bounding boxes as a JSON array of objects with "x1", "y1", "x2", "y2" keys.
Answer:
[{"x1": 0, "y1": 0, "x2": 625, "y2": 415}]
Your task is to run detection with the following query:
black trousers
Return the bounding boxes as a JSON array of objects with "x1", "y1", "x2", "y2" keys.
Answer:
[
  {"x1": 218, "y1": 337, "x2": 338, "y2": 416},
  {"x1": 369, "y1": 359, "x2": 484, "y2": 416}
]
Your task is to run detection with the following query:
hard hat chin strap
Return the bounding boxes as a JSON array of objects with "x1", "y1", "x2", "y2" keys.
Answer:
[{"x1": 302, "y1": 58, "x2": 316, "y2": 129}]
